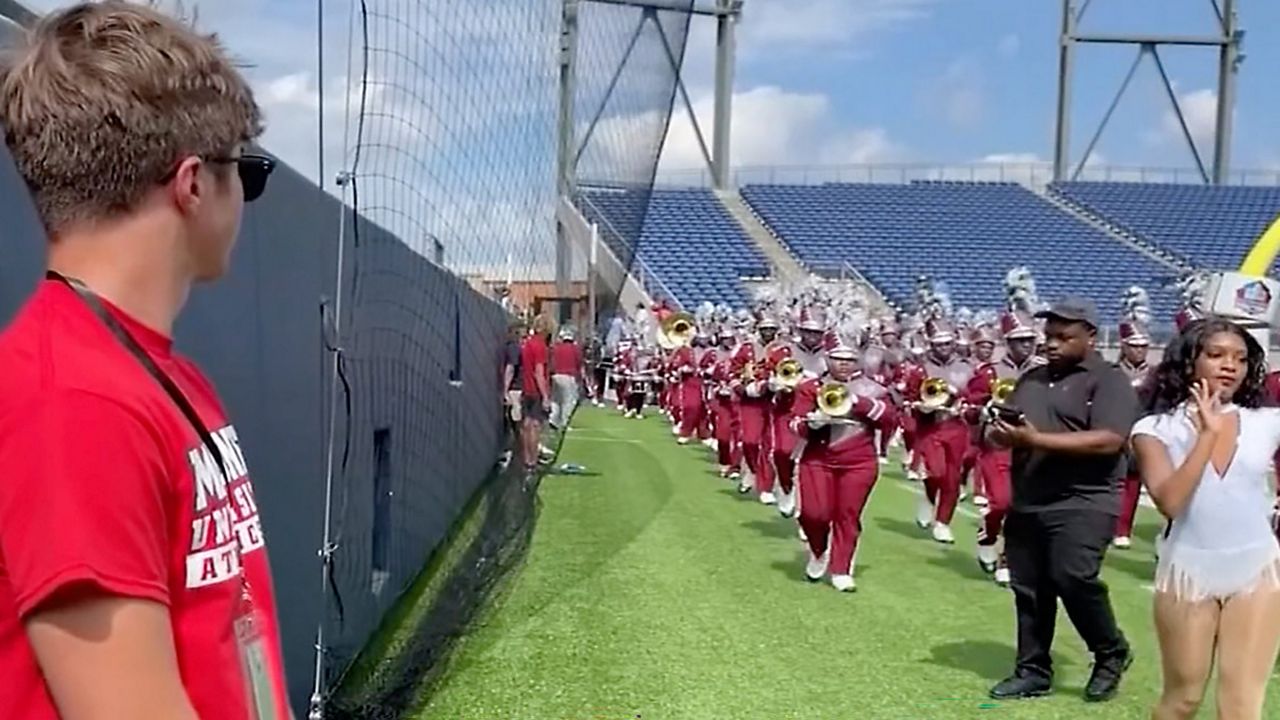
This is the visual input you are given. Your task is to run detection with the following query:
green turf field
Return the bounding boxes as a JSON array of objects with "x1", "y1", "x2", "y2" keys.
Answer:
[{"x1": 414, "y1": 406, "x2": 1279, "y2": 719}]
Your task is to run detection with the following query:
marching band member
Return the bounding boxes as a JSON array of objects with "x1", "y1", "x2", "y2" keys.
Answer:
[
  {"x1": 908, "y1": 317, "x2": 975, "y2": 544},
  {"x1": 673, "y1": 334, "x2": 704, "y2": 445},
  {"x1": 1113, "y1": 289, "x2": 1153, "y2": 549},
  {"x1": 966, "y1": 309, "x2": 1042, "y2": 585},
  {"x1": 790, "y1": 343, "x2": 897, "y2": 592},
  {"x1": 711, "y1": 327, "x2": 743, "y2": 479},
  {"x1": 624, "y1": 344, "x2": 655, "y2": 419},
  {"x1": 732, "y1": 317, "x2": 780, "y2": 501},
  {"x1": 695, "y1": 330, "x2": 718, "y2": 446},
  {"x1": 613, "y1": 336, "x2": 634, "y2": 413},
  {"x1": 966, "y1": 319, "x2": 999, "y2": 506}
]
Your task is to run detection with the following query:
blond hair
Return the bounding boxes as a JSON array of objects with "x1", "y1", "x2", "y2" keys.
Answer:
[
  {"x1": 531, "y1": 313, "x2": 556, "y2": 339},
  {"x1": 0, "y1": 1, "x2": 263, "y2": 232}
]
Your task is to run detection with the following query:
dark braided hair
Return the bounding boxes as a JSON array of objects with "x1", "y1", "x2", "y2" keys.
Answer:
[{"x1": 1145, "y1": 317, "x2": 1268, "y2": 415}]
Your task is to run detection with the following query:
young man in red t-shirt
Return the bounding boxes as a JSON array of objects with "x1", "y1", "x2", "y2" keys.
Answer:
[
  {"x1": 519, "y1": 315, "x2": 554, "y2": 471},
  {"x1": 549, "y1": 328, "x2": 584, "y2": 429},
  {"x1": 0, "y1": 4, "x2": 288, "y2": 719}
]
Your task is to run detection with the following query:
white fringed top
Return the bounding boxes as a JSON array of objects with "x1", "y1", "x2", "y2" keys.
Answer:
[{"x1": 1131, "y1": 404, "x2": 1280, "y2": 601}]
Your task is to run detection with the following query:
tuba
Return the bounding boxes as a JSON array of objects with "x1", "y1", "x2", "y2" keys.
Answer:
[
  {"x1": 817, "y1": 382, "x2": 855, "y2": 419},
  {"x1": 657, "y1": 312, "x2": 696, "y2": 350},
  {"x1": 918, "y1": 377, "x2": 953, "y2": 411},
  {"x1": 773, "y1": 357, "x2": 804, "y2": 390}
]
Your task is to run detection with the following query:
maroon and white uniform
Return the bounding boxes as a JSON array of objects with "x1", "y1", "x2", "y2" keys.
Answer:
[
  {"x1": 910, "y1": 343, "x2": 974, "y2": 528},
  {"x1": 791, "y1": 371, "x2": 897, "y2": 579}
]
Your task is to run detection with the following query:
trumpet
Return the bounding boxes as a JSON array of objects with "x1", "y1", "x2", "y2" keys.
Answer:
[
  {"x1": 773, "y1": 357, "x2": 804, "y2": 390},
  {"x1": 917, "y1": 377, "x2": 953, "y2": 412},
  {"x1": 656, "y1": 311, "x2": 696, "y2": 350}
]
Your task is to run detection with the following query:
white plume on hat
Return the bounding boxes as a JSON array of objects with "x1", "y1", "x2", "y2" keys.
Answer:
[
  {"x1": 1175, "y1": 271, "x2": 1208, "y2": 312},
  {"x1": 1004, "y1": 266, "x2": 1044, "y2": 314},
  {"x1": 1122, "y1": 285, "x2": 1152, "y2": 327}
]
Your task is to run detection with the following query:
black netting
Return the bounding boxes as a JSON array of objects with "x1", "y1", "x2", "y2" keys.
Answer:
[{"x1": 318, "y1": 1, "x2": 693, "y2": 717}]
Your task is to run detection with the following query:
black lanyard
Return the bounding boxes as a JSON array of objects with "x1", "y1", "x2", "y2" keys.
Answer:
[{"x1": 45, "y1": 271, "x2": 229, "y2": 481}]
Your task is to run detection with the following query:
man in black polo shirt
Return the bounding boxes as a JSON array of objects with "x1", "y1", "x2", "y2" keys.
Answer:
[{"x1": 987, "y1": 296, "x2": 1138, "y2": 703}]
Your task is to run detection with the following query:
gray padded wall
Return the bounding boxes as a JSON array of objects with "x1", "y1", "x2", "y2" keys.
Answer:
[{"x1": 0, "y1": 146, "x2": 508, "y2": 715}]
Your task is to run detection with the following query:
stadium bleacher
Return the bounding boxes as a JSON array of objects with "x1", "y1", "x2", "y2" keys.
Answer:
[
  {"x1": 583, "y1": 187, "x2": 768, "y2": 308},
  {"x1": 739, "y1": 181, "x2": 1181, "y2": 323},
  {"x1": 1050, "y1": 182, "x2": 1280, "y2": 274}
]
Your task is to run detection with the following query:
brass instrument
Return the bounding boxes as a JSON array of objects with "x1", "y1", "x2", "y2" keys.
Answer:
[
  {"x1": 656, "y1": 312, "x2": 696, "y2": 350},
  {"x1": 990, "y1": 377, "x2": 1016, "y2": 405},
  {"x1": 917, "y1": 377, "x2": 953, "y2": 412},
  {"x1": 773, "y1": 357, "x2": 804, "y2": 390},
  {"x1": 817, "y1": 382, "x2": 855, "y2": 420}
]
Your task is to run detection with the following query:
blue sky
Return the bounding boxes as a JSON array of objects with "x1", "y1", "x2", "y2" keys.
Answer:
[
  {"x1": 662, "y1": 0, "x2": 1280, "y2": 181},
  {"x1": 26, "y1": 0, "x2": 1277, "y2": 185},
  {"x1": 18, "y1": 0, "x2": 1280, "y2": 276}
]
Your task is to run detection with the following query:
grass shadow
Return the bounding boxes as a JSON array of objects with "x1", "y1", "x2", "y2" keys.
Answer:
[
  {"x1": 924, "y1": 549, "x2": 991, "y2": 582},
  {"x1": 1105, "y1": 550, "x2": 1156, "y2": 583},
  {"x1": 874, "y1": 515, "x2": 930, "y2": 542},
  {"x1": 924, "y1": 640, "x2": 1018, "y2": 681},
  {"x1": 742, "y1": 518, "x2": 799, "y2": 540}
]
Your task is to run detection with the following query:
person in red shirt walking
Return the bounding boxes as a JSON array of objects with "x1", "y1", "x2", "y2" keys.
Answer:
[
  {"x1": 520, "y1": 315, "x2": 555, "y2": 471},
  {"x1": 549, "y1": 327, "x2": 584, "y2": 429},
  {"x1": 0, "y1": 4, "x2": 289, "y2": 719}
]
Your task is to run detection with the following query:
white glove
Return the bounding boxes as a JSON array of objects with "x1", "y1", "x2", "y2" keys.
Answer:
[
  {"x1": 746, "y1": 382, "x2": 762, "y2": 398},
  {"x1": 806, "y1": 411, "x2": 830, "y2": 430}
]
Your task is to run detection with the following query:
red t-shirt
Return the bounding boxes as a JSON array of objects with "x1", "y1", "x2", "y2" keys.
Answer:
[
  {"x1": 520, "y1": 335, "x2": 550, "y2": 397},
  {"x1": 550, "y1": 341, "x2": 582, "y2": 377},
  {"x1": 0, "y1": 281, "x2": 290, "y2": 719}
]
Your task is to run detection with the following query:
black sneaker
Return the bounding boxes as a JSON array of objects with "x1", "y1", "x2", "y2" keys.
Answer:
[
  {"x1": 989, "y1": 672, "x2": 1052, "y2": 700},
  {"x1": 1084, "y1": 649, "x2": 1133, "y2": 703}
]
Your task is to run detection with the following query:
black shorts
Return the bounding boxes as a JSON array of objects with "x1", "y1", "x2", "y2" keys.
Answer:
[{"x1": 521, "y1": 394, "x2": 548, "y2": 422}]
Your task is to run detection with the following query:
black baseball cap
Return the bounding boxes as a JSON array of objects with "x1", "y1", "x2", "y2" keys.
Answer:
[{"x1": 1035, "y1": 296, "x2": 1099, "y2": 329}]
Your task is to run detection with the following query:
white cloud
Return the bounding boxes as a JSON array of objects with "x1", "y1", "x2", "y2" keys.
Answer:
[
  {"x1": 997, "y1": 34, "x2": 1020, "y2": 58},
  {"x1": 742, "y1": 0, "x2": 937, "y2": 49},
  {"x1": 921, "y1": 58, "x2": 985, "y2": 130},
  {"x1": 1159, "y1": 87, "x2": 1220, "y2": 155},
  {"x1": 651, "y1": 85, "x2": 905, "y2": 174}
]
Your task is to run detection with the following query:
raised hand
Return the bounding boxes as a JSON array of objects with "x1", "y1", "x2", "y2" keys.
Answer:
[{"x1": 1188, "y1": 378, "x2": 1229, "y2": 437}]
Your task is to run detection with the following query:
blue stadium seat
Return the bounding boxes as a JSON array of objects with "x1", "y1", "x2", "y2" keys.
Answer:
[
  {"x1": 581, "y1": 188, "x2": 766, "y2": 308},
  {"x1": 740, "y1": 181, "x2": 1181, "y2": 323},
  {"x1": 1050, "y1": 182, "x2": 1280, "y2": 275}
]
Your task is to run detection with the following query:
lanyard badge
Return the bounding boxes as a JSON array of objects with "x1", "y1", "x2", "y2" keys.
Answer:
[{"x1": 235, "y1": 585, "x2": 279, "y2": 720}]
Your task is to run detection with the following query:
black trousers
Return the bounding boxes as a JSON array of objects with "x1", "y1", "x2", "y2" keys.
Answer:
[{"x1": 1004, "y1": 508, "x2": 1128, "y2": 679}]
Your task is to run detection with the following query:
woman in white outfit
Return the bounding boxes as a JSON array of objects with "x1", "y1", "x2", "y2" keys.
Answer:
[{"x1": 1131, "y1": 318, "x2": 1280, "y2": 720}]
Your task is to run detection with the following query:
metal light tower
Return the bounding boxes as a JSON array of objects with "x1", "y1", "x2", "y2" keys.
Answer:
[
  {"x1": 555, "y1": 0, "x2": 743, "y2": 318},
  {"x1": 1053, "y1": 0, "x2": 1244, "y2": 184}
]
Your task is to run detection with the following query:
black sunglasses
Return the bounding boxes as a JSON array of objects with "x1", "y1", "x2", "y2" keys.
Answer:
[
  {"x1": 159, "y1": 153, "x2": 276, "y2": 202},
  {"x1": 208, "y1": 154, "x2": 276, "y2": 202}
]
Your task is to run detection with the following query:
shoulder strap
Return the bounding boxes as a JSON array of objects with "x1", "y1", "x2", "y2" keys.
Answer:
[{"x1": 46, "y1": 271, "x2": 229, "y2": 481}]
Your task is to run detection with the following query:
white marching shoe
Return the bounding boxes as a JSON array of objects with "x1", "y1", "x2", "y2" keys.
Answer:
[
  {"x1": 676, "y1": 436, "x2": 690, "y2": 445},
  {"x1": 958, "y1": 487, "x2": 969, "y2": 503},
  {"x1": 776, "y1": 489, "x2": 797, "y2": 518},
  {"x1": 973, "y1": 495, "x2": 989, "y2": 507},
  {"x1": 1112, "y1": 536, "x2": 1132, "y2": 549},
  {"x1": 915, "y1": 497, "x2": 934, "y2": 529},
  {"x1": 977, "y1": 544, "x2": 999, "y2": 574},
  {"x1": 932, "y1": 523, "x2": 956, "y2": 544},
  {"x1": 702, "y1": 437, "x2": 716, "y2": 449},
  {"x1": 994, "y1": 566, "x2": 1011, "y2": 587},
  {"x1": 759, "y1": 491, "x2": 777, "y2": 506},
  {"x1": 831, "y1": 574, "x2": 856, "y2": 593},
  {"x1": 805, "y1": 549, "x2": 830, "y2": 582},
  {"x1": 671, "y1": 424, "x2": 681, "y2": 435},
  {"x1": 737, "y1": 472, "x2": 754, "y2": 494}
]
